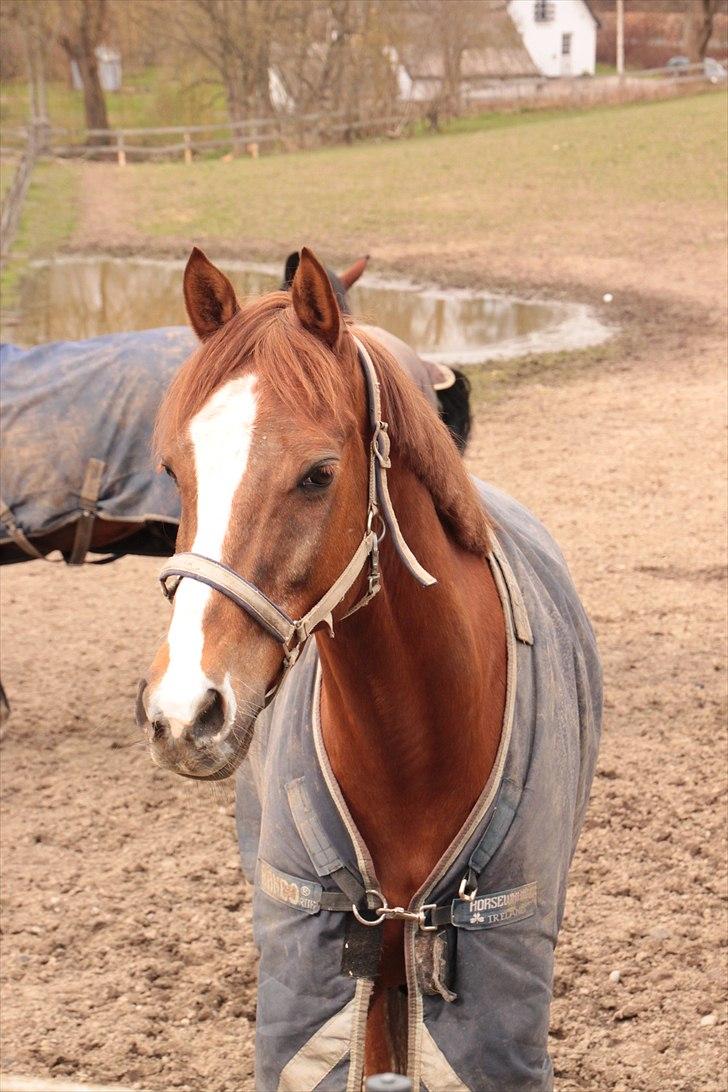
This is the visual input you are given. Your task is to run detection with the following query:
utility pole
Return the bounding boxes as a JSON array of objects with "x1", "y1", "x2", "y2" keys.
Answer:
[{"x1": 616, "y1": 0, "x2": 625, "y2": 78}]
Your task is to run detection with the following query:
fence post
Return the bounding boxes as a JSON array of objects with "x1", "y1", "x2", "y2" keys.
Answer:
[
  {"x1": 0, "y1": 128, "x2": 38, "y2": 261},
  {"x1": 183, "y1": 131, "x2": 192, "y2": 165},
  {"x1": 116, "y1": 131, "x2": 126, "y2": 167}
]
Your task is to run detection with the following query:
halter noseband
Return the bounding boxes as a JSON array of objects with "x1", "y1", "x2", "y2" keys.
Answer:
[{"x1": 158, "y1": 335, "x2": 436, "y2": 704}]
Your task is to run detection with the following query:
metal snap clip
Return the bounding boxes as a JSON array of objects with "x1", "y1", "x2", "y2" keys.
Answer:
[{"x1": 458, "y1": 874, "x2": 477, "y2": 902}]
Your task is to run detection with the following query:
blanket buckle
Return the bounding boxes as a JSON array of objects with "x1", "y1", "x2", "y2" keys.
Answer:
[{"x1": 352, "y1": 889, "x2": 440, "y2": 930}]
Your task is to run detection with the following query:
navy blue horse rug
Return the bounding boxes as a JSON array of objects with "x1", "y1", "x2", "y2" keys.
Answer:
[{"x1": 0, "y1": 328, "x2": 194, "y2": 556}]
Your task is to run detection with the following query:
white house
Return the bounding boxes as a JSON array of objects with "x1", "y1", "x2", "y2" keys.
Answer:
[{"x1": 507, "y1": 0, "x2": 599, "y2": 78}]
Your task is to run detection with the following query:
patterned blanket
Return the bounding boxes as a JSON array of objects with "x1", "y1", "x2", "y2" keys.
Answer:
[{"x1": 0, "y1": 328, "x2": 195, "y2": 545}]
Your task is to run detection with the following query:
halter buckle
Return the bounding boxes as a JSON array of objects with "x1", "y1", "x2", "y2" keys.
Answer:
[
  {"x1": 372, "y1": 422, "x2": 391, "y2": 469},
  {"x1": 368, "y1": 539, "x2": 381, "y2": 598}
]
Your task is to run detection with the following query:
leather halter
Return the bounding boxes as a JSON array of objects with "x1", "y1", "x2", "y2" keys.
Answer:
[{"x1": 158, "y1": 335, "x2": 436, "y2": 703}]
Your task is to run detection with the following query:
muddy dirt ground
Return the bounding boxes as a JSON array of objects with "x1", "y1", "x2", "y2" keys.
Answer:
[{"x1": 1, "y1": 266, "x2": 727, "y2": 1091}]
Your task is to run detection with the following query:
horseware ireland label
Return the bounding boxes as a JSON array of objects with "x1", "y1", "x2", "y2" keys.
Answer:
[
  {"x1": 257, "y1": 859, "x2": 323, "y2": 914},
  {"x1": 451, "y1": 881, "x2": 538, "y2": 930}
]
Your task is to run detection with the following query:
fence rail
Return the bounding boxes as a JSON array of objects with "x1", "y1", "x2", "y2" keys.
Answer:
[
  {"x1": 0, "y1": 135, "x2": 37, "y2": 259},
  {"x1": 1, "y1": 65, "x2": 723, "y2": 167},
  {"x1": 1, "y1": 108, "x2": 412, "y2": 164}
]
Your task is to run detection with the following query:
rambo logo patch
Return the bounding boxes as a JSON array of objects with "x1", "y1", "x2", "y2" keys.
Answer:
[{"x1": 257, "y1": 859, "x2": 323, "y2": 915}]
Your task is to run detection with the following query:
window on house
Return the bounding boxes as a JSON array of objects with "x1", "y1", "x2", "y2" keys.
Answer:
[
  {"x1": 562, "y1": 32, "x2": 572, "y2": 56},
  {"x1": 534, "y1": 0, "x2": 554, "y2": 21}
]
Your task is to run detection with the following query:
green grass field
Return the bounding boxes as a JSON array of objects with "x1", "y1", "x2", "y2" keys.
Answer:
[
  {"x1": 0, "y1": 161, "x2": 80, "y2": 307},
  {"x1": 99, "y1": 91, "x2": 726, "y2": 251}
]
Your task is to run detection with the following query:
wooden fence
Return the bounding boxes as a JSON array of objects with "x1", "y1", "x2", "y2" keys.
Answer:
[
  {"x1": 0, "y1": 110, "x2": 412, "y2": 165},
  {"x1": 0, "y1": 134, "x2": 37, "y2": 259},
  {"x1": 0, "y1": 65, "x2": 722, "y2": 168}
]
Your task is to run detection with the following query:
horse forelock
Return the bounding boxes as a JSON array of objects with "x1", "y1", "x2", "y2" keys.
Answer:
[{"x1": 154, "y1": 292, "x2": 356, "y2": 459}]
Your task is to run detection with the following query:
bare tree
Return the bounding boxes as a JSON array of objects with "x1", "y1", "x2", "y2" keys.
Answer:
[
  {"x1": 57, "y1": 0, "x2": 111, "y2": 141},
  {"x1": 158, "y1": 0, "x2": 283, "y2": 147},
  {"x1": 276, "y1": 1, "x2": 397, "y2": 135},
  {"x1": 386, "y1": 0, "x2": 483, "y2": 129},
  {"x1": 684, "y1": 0, "x2": 719, "y2": 62}
]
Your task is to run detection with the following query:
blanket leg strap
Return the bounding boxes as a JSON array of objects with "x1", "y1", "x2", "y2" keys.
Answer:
[
  {"x1": 68, "y1": 458, "x2": 105, "y2": 566},
  {"x1": 0, "y1": 497, "x2": 52, "y2": 561}
]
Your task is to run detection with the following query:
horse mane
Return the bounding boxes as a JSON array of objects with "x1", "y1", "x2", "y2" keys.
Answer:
[
  {"x1": 155, "y1": 292, "x2": 490, "y2": 556},
  {"x1": 352, "y1": 325, "x2": 490, "y2": 556}
]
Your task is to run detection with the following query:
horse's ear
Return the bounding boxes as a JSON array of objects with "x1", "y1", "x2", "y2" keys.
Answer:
[
  {"x1": 291, "y1": 247, "x2": 341, "y2": 349},
  {"x1": 282, "y1": 251, "x2": 300, "y2": 290},
  {"x1": 183, "y1": 247, "x2": 239, "y2": 341},
  {"x1": 338, "y1": 255, "x2": 369, "y2": 291}
]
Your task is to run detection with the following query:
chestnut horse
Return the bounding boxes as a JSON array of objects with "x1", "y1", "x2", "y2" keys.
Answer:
[
  {"x1": 139, "y1": 245, "x2": 504, "y2": 1069},
  {"x1": 137, "y1": 248, "x2": 600, "y2": 1086}
]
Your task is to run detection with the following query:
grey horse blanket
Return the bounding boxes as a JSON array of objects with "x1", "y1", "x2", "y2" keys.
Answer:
[
  {"x1": 235, "y1": 480, "x2": 602, "y2": 1092},
  {"x1": 0, "y1": 328, "x2": 194, "y2": 544}
]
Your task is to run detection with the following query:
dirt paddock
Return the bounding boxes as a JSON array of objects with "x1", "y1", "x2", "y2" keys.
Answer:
[{"x1": 1, "y1": 280, "x2": 727, "y2": 1090}]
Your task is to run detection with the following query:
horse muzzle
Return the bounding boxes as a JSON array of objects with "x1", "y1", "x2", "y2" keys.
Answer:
[{"x1": 135, "y1": 678, "x2": 256, "y2": 780}]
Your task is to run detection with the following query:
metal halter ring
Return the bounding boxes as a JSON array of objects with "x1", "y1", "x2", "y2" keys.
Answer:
[{"x1": 366, "y1": 507, "x2": 387, "y2": 543}]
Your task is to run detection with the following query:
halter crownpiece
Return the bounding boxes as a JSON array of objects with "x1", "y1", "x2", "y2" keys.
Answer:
[{"x1": 158, "y1": 335, "x2": 436, "y2": 700}]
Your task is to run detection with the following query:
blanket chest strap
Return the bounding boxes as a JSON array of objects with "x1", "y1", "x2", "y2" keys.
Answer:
[{"x1": 68, "y1": 458, "x2": 106, "y2": 565}]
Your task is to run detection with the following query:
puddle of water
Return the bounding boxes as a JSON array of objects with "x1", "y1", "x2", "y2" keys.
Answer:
[{"x1": 11, "y1": 256, "x2": 611, "y2": 364}]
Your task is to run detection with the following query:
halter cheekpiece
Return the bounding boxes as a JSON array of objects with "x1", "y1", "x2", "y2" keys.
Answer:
[{"x1": 158, "y1": 335, "x2": 436, "y2": 702}]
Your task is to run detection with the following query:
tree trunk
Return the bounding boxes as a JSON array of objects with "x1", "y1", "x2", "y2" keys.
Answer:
[
  {"x1": 77, "y1": 49, "x2": 110, "y2": 137},
  {"x1": 224, "y1": 72, "x2": 248, "y2": 154},
  {"x1": 58, "y1": 0, "x2": 111, "y2": 145},
  {"x1": 684, "y1": 0, "x2": 717, "y2": 64}
]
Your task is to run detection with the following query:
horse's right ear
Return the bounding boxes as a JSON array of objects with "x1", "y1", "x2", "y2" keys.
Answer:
[{"x1": 183, "y1": 247, "x2": 239, "y2": 341}]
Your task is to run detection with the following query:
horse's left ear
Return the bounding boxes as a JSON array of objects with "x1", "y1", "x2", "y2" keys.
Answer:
[
  {"x1": 291, "y1": 247, "x2": 341, "y2": 349},
  {"x1": 183, "y1": 247, "x2": 239, "y2": 341}
]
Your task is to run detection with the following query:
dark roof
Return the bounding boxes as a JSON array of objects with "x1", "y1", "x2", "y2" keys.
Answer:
[
  {"x1": 399, "y1": 1, "x2": 539, "y2": 82},
  {"x1": 582, "y1": 0, "x2": 602, "y2": 27}
]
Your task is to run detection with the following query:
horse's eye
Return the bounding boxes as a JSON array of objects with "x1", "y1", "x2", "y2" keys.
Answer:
[
  {"x1": 161, "y1": 463, "x2": 177, "y2": 483},
  {"x1": 299, "y1": 463, "x2": 336, "y2": 492}
]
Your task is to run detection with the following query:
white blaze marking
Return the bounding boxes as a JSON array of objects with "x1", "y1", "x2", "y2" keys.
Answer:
[{"x1": 152, "y1": 374, "x2": 257, "y2": 731}]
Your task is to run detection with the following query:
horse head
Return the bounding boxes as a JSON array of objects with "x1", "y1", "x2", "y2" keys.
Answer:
[{"x1": 136, "y1": 246, "x2": 484, "y2": 780}]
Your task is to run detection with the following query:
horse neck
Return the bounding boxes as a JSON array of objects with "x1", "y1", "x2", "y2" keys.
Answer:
[{"x1": 316, "y1": 466, "x2": 507, "y2": 905}]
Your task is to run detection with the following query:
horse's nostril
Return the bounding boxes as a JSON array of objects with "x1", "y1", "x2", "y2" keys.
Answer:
[
  {"x1": 191, "y1": 688, "x2": 227, "y2": 741},
  {"x1": 151, "y1": 718, "x2": 168, "y2": 741}
]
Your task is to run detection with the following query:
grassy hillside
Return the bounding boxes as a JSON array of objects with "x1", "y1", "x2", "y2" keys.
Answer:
[{"x1": 89, "y1": 92, "x2": 726, "y2": 271}]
